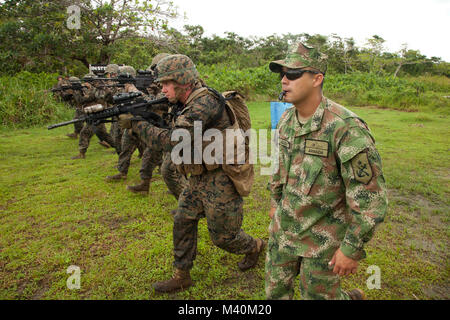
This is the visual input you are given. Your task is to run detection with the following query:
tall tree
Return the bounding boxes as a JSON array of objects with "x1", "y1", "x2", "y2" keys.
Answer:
[
  {"x1": 0, "y1": 0, "x2": 178, "y2": 74},
  {"x1": 393, "y1": 44, "x2": 427, "y2": 77}
]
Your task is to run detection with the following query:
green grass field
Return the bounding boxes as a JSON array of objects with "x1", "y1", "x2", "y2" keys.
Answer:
[{"x1": 0, "y1": 101, "x2": 449, "y2": 300}]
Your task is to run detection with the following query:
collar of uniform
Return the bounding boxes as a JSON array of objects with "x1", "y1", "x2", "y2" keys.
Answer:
[{"x1": 295, "y1": 96, "x2": 326, "y2": 137}]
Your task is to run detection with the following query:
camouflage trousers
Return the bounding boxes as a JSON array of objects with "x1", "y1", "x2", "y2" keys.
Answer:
[
  {"x1": 73, "y1": 108, "x2": 84, "y2": 134},
  {"x1": 117, "y1": 129, "x2": 146, "y2": 177},
  {"x1": 173, "y1": 169, "x2": 257, "y2": 271},
  {"x1": 110, "y1": 120, "x2": 124, "y2": 154},
  {"x1": 79, "y1": 123, "x2": 116, "y2": 154},
  {"x1": 265, "y1": 236, "x2": 351, "y2": 300},
  {"x1": 160, "y1": 152, "x2": 188, "y2": 200}
]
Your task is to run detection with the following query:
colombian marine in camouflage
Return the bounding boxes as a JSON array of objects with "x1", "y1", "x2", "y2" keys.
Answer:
[
  {"x1": 269, "y1": 42, "x2": 328, "y2": 74},
  {"x1": 268, "y1": 97, "x2": 388, "y2": 261}
]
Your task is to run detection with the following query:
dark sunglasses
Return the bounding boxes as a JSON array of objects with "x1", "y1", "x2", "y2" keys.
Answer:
[{"x1": 279, "y1": 69, "x2": 321, "y2": 81}]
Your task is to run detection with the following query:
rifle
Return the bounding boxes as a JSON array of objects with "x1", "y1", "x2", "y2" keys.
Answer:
[
  {"x1": 50, "y1": 82, "x2": 87, "y2": 93},
  {"x1": 81, "y1": 72, "x2": 155, "y2": 92},
  {"x1": 47, "y1": 92, "x2": 168, "y2": 130}
]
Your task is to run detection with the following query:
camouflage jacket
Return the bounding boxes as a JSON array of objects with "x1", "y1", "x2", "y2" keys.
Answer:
[
  {"x1": 269, "y1": 97, "x2": 388, "y2": 260},
  {"x1": 131, "y1": 81, "x2": 231, "y2": 175},
  {"x1": 94, "y1": 80, "x2": 123, "y2": 106}
]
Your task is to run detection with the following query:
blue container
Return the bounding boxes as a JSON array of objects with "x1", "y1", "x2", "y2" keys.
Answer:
[{"x1": 270, "y1": 102, "x2": 292, "y2": 129}]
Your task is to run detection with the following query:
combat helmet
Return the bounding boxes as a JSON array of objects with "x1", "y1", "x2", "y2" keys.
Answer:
[
  {"x1": 155, "y1": 54, "x2": 199, "y2": 86},
  {"x1": 83, "y1": 73, "x2": 97, "y2": 79},
  {"x1": 147, "y1": 53, "x2": 171, "y2": 71},
  {"x1": 118, "y1": 65, "x2": 137, "y2": 77},
  {"x1": 69, "y1": 76, "x2": 81, "y2": 83},
  {"x1": 105, "y1": 64, "x2": 120, "y2": 75}
]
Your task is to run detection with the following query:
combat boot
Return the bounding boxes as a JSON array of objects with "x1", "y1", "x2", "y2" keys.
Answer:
[
  {"x1": 71, "y1": 151, "x2": 86, "y2": 160},
  {"x1": 238, "y1": 238, "x2": 266, "y2": 271},
  {"x1": 153, "y1": 268, "x2": 193, "y2": 293},
  {"x1": 106, "y1": 172, "x2": 127, "y2": 182},
  {"x1": 126, "y1": 179, "x2": 150, "y2": 193},
  {"x1": 347, "y1": 288, "x2": 366, "y2": 300},
  {"x1": 66, "y1": 132, "x2": 78, "y2": 139},
  {"x1": 99, "y1": 141, "x2": 112, "y2": 148}
]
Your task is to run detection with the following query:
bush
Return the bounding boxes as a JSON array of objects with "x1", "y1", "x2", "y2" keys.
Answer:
[
  {"x1": 0, "y1": 71, "x2": 72, "y2": 128},
  {"x1": 0, "y1": 70, "x2": 448, "y2": 129}
]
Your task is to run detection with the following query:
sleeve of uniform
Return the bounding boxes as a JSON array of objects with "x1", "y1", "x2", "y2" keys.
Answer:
[
  {"x1": 268, "y1": 111, "x2": 289, "y2": 208},
  {"x1": 337, "y1": 125, "x2": 388, "y2": 260},
  {"x1": 131, "y1": 93, "x2": 221, "y2": 153}
]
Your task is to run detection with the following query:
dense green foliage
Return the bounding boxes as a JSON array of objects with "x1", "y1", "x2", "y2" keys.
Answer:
[
  {"x1": 1, "y1": 70, "x2": 449, "y2": 128},
  {"x1": 1, "y1": 1, "x2": 448, "y2": 77},
  {"x1": 0, "y1": 0, "x2": 449, "y2": 127},
  {"x1": 0, "y1": 72, "x2": 72, "y2": 128}
]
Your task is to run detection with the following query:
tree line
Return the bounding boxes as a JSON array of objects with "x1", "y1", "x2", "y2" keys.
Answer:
[{"x1": 0, "y1": 0, "x2": 448, "y2": 77}]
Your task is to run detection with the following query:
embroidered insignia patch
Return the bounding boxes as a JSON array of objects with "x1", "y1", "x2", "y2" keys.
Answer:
[
  {"x1": 304, "y1": 139, "x2": 329, "y2": 157},
  {"x1": 351, "y1": 152, "x2": 373, "y2": 184}
]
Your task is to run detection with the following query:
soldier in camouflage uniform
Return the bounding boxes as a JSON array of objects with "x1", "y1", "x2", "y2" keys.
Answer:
[
  {"x1": 265, "y1": 43, "x2": 388, "y2": 300},
  {"x1": 51, "y1": 76, "x2": 83, "y2": 139},
  {"x1": 107, "y1": 61, "x2": 165, "y2": 193},
  {"x1": 70, "y1": 72, "x2": 118, "y2": 160},
  {"x1": 110, "y1": 54, "x2": 187, "y2": 197},
  {"x1": 119, "y1": 54, "x2": 265, "y2": 293}
]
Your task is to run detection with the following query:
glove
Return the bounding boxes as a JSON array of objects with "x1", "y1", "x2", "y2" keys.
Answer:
[{"x1": 118, "y1": 113, "x2": 133, "y2": 129}]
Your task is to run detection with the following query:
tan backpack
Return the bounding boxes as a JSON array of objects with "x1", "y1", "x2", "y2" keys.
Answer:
[
  {"x1": 210, "y1": 88, "x2": 254, "y2": 197},
  {"x1": 184, "y1": 87, "x2": 254, "y2": 197}
]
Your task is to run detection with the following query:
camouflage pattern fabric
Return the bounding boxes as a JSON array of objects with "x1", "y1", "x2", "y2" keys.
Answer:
[
  {"x1": 269, "y1": 42, "x2": 328, "y2": 74},
  {"x1": 110, "y1": 121, "x2": 123, "y2": 154},
  {"x1": 116, "y1": 130, "x2": 162, "y2": 180},
  {"x1": 266, "y1": 96, "x2": 388, "y2": 299},
  {"x1": 78, "y1": 122, "x2": 115, "y2": 153},
  {"x1": 269, "y1": 96, "x2": 388, "y2": 260},
  {"x1": 118, "y1": 65, "x2": 136, "y2": 77},
  {"x1": 73, "y1": 108, "x2": 84, "y2": 135},
  {"x1": 117, "y1": 128, "x2": 146, "y2": 175},
  {"x1": 139, "y1": 147, "x2": 162, "y2": 180},
  {"x1": 74, "y1": 82, "x2": 117, "y2": 153},
  {"x1": 155, "y1": 54, "x2": 199, "y2": 85},
  {"x1": 51, "y1": 78, "x2": 72, "y2": 102},
  {"x1": 131, "y1": 81, "x2": 258, "y2": 271},
  {"x1": 105, "y1": 64, "x2": 119, "y2": 75},
  {"x1": 95, "y1": 79, "x2": 127, "y2": 154},
  {"x1": 148, "y1": 53, "x2": 171, "y2": 71},
  {"x1": 265, "y1": 237, "x2": 350, "y2": 300},
  {"x1": 173, "y1": 169, "x2": 256, "y2": 271},
  {"x1": 160, "y1": 151, "x2": 188, "y2": 200}
]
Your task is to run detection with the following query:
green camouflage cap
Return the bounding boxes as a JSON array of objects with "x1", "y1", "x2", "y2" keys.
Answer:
[
  {"x1": 119, "y1": 65, "x2": 136, "y2": 77},
  {"x1": 269, "y1": 42, "x2": 328, "y2": 74},
  {"x1": 156, "y1": 54, "x2": 199, "y2": 85},
  {"x1": 148, "y1": 53, "x2": 171, "y2": 71},
  {"x1": 105, "y1": 64, "x2": 119, "y2": 75}
]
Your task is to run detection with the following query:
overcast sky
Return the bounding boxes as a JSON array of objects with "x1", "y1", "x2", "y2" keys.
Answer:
[{"x1": 171, "y1": 0, "x2": 450, "y2": 62}]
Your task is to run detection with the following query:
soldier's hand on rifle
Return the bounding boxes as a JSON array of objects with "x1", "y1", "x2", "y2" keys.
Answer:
[
  {"x1": 124, "y1": 83, "x2": 139, "y2": 93},
  {"x1": 118, "y1": 114, "x2": 133, "y2": 129}
]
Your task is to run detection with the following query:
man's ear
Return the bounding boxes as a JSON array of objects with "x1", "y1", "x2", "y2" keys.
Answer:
[{"x1": 313, "y1": 73, "x2": 324, "y2": 88}]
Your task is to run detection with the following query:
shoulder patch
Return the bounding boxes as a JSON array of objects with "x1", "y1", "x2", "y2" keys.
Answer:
[{"x1": 351, "y1": 152, "x2": 373, "y2": 184}]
